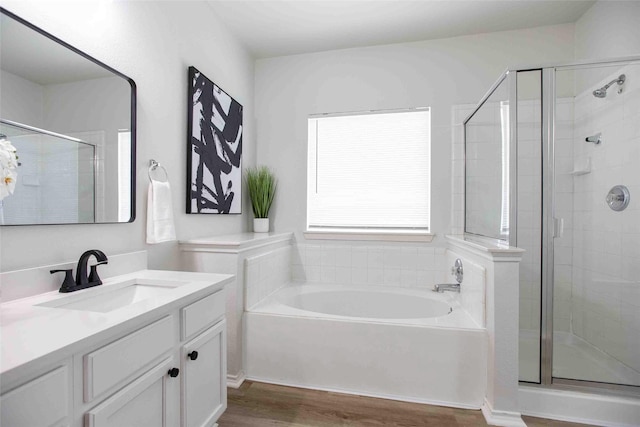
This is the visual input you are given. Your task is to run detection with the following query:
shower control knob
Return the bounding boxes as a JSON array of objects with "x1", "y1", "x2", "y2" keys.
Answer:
[
  {"x1": 606, "y1": 185, "x2": 630, "y2": 211},
  {"x1": 188, "y1": 351, "x2": 199, "y2": 360},
  {"x1": 168, "y1": 368, "x2": 180, "y2": 378}
]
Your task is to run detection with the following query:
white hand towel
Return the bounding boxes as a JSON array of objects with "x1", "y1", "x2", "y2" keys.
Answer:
[{"x1": 146, "y1": 179, "x2": 176, "y2": 244}]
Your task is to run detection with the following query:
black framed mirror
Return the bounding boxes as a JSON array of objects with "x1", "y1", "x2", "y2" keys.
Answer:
[{"x1": 0, "y1": 7, "x2": 136, "y2": 225}]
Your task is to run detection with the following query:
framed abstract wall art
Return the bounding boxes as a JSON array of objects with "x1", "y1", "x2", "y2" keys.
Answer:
[{"x1": 186, "y1": 66, "x2": 242, "y2": 214}]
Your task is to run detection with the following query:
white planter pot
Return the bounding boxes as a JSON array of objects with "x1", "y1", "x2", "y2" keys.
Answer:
[{"x1": 253, "y1": 218, "x2": 269, "y2": 233}]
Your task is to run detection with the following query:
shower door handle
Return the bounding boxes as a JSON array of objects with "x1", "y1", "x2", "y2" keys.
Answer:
[{"x1": 553, "y1": 218, "x2": 564, "y2": 239}]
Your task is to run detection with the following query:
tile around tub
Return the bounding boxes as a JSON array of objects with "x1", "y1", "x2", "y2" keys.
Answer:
[
  {"x1": 335, "y1": 267, "x2": 351, "y2": 284},
  {"x1": 367, "y1": 247, "x2": 384, "y2": 269},
  {"x1": 321, "y1": 266, "x2": 336, "y2": 283},
  {"x1": 351, "y1": 268, "x2": 368, "y2": 285},
  {"x1": 367, "y1": 268, "x2": 384, "y2": 286},
  {"x1": 383, "y1": 268, "x2": 402, "y2": 286},
  {"x1": 334, "y1": 246, "x2": 352, "y2": 268},
  {"x1": 351, "y1": 247, "x2": 368, "y2": 268}
]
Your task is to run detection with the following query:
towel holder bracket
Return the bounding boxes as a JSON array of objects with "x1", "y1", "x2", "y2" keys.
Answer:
[{"x1": 148, "y1": 159, "x2": 169, "y2": 182}]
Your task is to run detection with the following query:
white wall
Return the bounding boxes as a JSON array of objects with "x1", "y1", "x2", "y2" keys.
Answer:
[
  {"x1": 0, "y1": 1, "x2": 255, "y2": 272},
  {"x1": 0, "y1": 69, "x2": 44, "y2": 127},
  {"x1": 254, "y1": 24, "x2": 575, "y2": 246},
  {"x1": 574, "y1": 1, "x2": 640, "y2": 61}
]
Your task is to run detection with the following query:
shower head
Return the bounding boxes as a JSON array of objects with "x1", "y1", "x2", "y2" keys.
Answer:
[{"x1": 593, "y1": 74, "x2": 626, "y2": 98}]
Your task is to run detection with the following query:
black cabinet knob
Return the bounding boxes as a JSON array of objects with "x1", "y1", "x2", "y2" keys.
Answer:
[
  {"x1": 188, "y1": 351, "x2": 199, "y2": 361},
  {"x1": 168, "y1": 368, "x2": 180, "y2": 378}
]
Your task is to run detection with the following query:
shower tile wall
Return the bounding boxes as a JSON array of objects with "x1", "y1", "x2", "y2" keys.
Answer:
[
  {"x1": 291, "y1": 243, "x2": 449, "y2": 289},
  {"x1": 553, "y1": 98, "x2": 575, "y2": 333},
  {"x1": 569, "y1": 64, "x2": 640, "y2": 373}
]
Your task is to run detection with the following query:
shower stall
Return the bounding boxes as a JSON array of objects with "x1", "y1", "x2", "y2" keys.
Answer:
[{"x1": 463, "y1": 56, "x2": 640, "y2": 394}]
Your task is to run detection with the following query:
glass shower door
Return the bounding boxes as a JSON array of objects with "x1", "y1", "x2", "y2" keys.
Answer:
[{"x1": 551, "y1": 62, "x2": 640, "y2": 388}]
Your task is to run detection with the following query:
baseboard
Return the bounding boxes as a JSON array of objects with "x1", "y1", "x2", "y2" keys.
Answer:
[
  {"x1": 481, "y1": 398, "x2": 527, "y2": 427},
  {"x1": 246, "y1": 375, "x2": 481, "y2": 410},
  {"x1": 227, "y1": 371, "x2": 246, "y2": 389},
  {"x1": 519, "y1": 386, "x2": 640, "y2": 427}
]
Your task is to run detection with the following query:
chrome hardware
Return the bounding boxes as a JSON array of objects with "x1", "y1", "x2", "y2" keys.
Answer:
[
  {"x1": 585, "y1": 132, "x2": 602, "y2": 145},
  {"x1": 433, "y1": 283, "x2": 460, "y2": 293},
  {"x1": 553, "y1": 218, "x2": 564, "y2": 239},
  {"x1": 148, "y1": 159, "x2": 169, "y2": 182},
  {"x1": 450, "y1": 258, "x2": 463, "y2": 284},
  {"x1": 606, "y1": 185, "x2": 630, "y2": 211},
  {"x1": 593, "y1": 74, "x2": 625, "y2": 98}
]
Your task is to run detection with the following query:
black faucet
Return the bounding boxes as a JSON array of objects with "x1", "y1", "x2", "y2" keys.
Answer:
[{"x1": 51, "y1": 249, "x2": 109, "y2": 293}]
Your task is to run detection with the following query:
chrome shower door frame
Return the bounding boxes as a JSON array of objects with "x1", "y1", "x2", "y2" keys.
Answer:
[{"x1": 538, "y1": 60, "x2": 640, "y2": 396}]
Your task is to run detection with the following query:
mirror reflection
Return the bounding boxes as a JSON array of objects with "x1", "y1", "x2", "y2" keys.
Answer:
[{"x1": 0, "y1": 9, "x2": 135, "y2": 225}]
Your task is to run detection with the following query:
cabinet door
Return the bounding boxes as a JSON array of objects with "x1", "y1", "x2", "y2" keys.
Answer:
[
  {"x1": 181, "y1": 320, "x2": 227, "y2": 427},
  {"x1": 85, "y1": 358, "x2": 179, "y2": 427},
  {"x1": 1, "y1": 366, "x2": 69, "y2": 427}
]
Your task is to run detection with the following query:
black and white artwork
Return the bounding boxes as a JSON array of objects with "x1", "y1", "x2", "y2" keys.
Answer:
[{"x1": 187, "y1": 66, "x2": 242, "y2": 214}]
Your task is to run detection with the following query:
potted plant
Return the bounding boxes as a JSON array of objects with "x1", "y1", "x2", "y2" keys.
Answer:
[{"x1": 246, "y1": 166, "x2": 276, "y2": 233}]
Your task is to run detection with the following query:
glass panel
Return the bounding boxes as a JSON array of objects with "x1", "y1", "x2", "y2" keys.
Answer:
[
  {"x1": 465, "y1": 78, "x2": 510, "y2": 240},
  {"x1": 517, "y1": 70, "x2": 543, "y2": 383},
  {"x1": 0, "y1": 120, "x2": 96, "y2": 224},
  {"x1": 553, "y1": 62, "x2": 640, "y2": 387}
]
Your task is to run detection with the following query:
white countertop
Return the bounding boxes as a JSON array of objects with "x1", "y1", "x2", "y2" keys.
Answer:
[
  {"x1": 0, "y1": 270, "x2": 233, "y2": 378},
  {"x1": 179, "y1": 232, "x2": 293, "y2": 251}
]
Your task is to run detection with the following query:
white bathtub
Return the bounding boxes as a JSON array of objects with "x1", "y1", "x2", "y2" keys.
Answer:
[{"x1": 246, "y1": 283, "x2": 487, "y2": 408}]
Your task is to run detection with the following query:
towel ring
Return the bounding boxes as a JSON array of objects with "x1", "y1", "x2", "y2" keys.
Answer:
[{"x1": 148, "y1": 159, "x2": 169, "y2": 182}]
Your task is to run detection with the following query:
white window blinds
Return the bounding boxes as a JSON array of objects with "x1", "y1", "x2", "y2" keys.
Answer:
[{"x1": 307, "y1": 110, "x2": 431, "y2": 231}]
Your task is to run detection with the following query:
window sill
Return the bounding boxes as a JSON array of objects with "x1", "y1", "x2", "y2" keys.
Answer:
[{"x1": 303, "y1": 230, "x2": 435, "y2": 242}]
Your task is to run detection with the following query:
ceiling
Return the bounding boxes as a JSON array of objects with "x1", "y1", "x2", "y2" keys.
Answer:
[{"x1": 206, "y1": 0, "x2": 595, "y2": 59}]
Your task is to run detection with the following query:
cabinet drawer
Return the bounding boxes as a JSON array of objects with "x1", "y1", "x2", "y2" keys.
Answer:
[
  {"x1": 181, "y1": 290, "x2": 224, "y2": 340},
  {"x1": 1, "y1": 366, "x2": 69, "y2": 427},
  {"x1": 84, "y1": 316, "x2": 174, "y2": 402}
]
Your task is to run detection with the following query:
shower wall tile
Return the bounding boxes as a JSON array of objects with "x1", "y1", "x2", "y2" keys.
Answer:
[{"x1": 571, "y1": 63, "x2": 640, "y2": 373}]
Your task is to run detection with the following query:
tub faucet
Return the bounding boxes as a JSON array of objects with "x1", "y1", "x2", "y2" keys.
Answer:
[{"x1": 433, "y1": 283, "x2": 460, "y2": 293}]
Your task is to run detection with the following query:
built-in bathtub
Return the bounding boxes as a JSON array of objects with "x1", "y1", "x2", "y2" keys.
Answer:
[{"x1": 245, "y1": 283, "x2": 488, "y2": 409}]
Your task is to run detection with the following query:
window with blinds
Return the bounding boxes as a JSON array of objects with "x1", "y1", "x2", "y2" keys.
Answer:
[{"x1": 307, "y1": 109, "x2": 431, "y2": 233}]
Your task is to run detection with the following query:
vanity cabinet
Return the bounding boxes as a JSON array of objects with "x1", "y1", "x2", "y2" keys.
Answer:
[
  {"x1": 1, "y1": 286, "x2": 227, "y2": 427},
  {"x1": 0, "y1": 365, "x2": 71, "y2": 427}
]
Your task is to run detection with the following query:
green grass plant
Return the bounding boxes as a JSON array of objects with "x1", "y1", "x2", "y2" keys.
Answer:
[{"x1": 246, "y1": 166, "x2": 276, "y2": 218}]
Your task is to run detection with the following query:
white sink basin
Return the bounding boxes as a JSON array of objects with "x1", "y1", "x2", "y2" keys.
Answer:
[{"x1": 37, "y1": 279, "x2": 187, "y2": 313}]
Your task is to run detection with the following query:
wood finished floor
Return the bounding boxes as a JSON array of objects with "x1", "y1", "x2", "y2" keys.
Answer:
[{"x1": 218, "y1": 381, "x2": 592, "y2": 427}]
